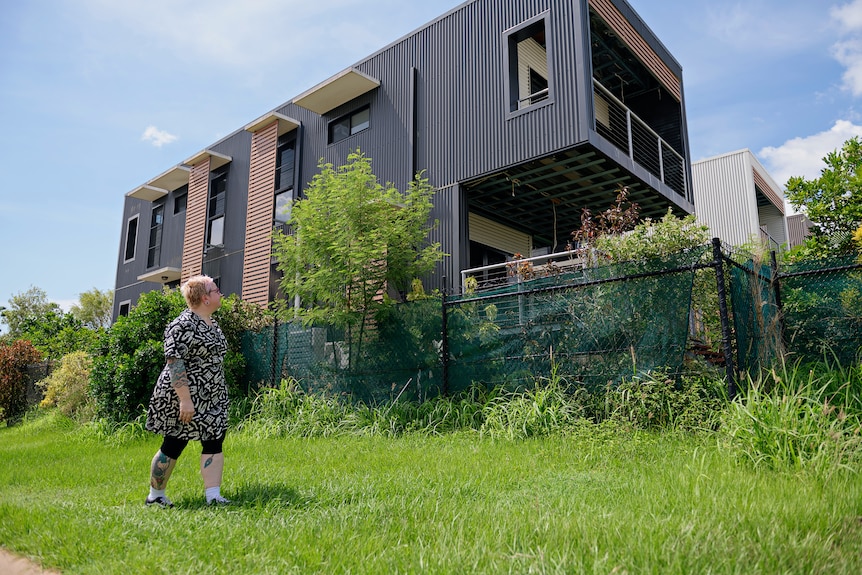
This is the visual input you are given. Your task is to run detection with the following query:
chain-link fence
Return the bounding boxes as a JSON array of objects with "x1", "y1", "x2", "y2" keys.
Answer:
[
  {"x1": 726, "y1": 249, "x2": 862, "y2": 372},
  {"x1": 240, "y1": 241, "x2": 862, "y2": 402}
]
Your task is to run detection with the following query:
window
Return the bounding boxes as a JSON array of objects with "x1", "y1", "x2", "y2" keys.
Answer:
[
  {"x1": 118, "y1": 300, "x2": 131, "y2": 317},
  {"x1": 328, "y1": 106, "x2": 370, "y2": 144},
  {"x1": 146, "y1": 204, "x2": 165, "y2": 268},
  {"x1": 506, "y1": 15, "x2": 551, "y2": 112},
  {"x1": 274, "y1": 190, "x2": 292, "y2": 225},
  {"x1": 275, "y1": 136, "x2": 295, "y2": 192},
  {"x1": 123, "y1": 214, "x2": 139, "y2": 262},
  {"x1": 173, "y1": 186, "x2": 188, "y2": 215},
  {"x1": 207, "y1": 169, "x2": 228, "y2": 246}
]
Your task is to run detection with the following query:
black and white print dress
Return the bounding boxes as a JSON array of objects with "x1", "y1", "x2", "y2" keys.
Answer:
[{"x1": 146, "y1": 309, "x2": 229, "y2": 441}]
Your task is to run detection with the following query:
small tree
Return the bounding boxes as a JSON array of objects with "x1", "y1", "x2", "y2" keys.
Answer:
[
  {"x1": 70, "y1": 288, "x2": 114, "y2": 329},
  {"x1": 785, "y1": 137, "x2": 862, "y2": 257},
  {"x1": 1, "y1": 286, "x2": 60, "y2": 339},
  {"x1": 272, "y1": 150, "x2": 443, "y2": 368}
]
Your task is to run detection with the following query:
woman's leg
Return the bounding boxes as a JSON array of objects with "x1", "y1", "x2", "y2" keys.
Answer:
[
  {"x1": 200, "y1": 436, "x2": 228, "y2": 504},
  {"x1": 147, "y1": 436, "x2": 188, "y2": 506},
  {"x1": 150, "y1": 450, "x2": 178, "y2": 490}
]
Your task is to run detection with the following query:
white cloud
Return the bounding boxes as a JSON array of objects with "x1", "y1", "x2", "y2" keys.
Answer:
[
  {"x1": 141, "y1": 125, "x2": 178, "y2": 147},
  {"x1": 832, "y1": 0, "x2": 862, "y2": 30},
  {"x1": 832, "y1": 0, "x2": 862, "y2": 95},
  {"x1": 758, "y1": 119, "x2": 862, "y2": 187}
]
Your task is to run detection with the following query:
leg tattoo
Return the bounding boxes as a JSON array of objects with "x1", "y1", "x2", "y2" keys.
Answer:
[
  {"x1": 151, "y1": 451, "x2": 173, "y2": 489},
  {"x1": 203, "y1": 455, "x2": 214, "y2": 469}
]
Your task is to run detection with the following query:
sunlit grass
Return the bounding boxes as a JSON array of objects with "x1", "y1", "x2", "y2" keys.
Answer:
[{"x1": 2, "y1": 407, "x2": 861, "y2": 574}]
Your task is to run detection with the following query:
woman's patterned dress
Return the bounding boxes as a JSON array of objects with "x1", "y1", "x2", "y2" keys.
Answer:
[{"x1": 146, "y1": 309, "x2": 229, "y2": 441}]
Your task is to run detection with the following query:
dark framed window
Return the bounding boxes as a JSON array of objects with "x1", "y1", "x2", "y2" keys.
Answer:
[
  {"x1": 275, "y1": 135, "x2": 295, "y2": 192},
  {"x1": 207, "y1": 169, "x2": 228, "y2": 246},
  {"x1": 328, "y1": 105, "x2": 370, "y2": 144},
  {"x1": 123, "y1": 214, "x2": 139, "y2": 262},
  {"x1": 173, "y1": 186, "x2": 188, "y2": 215},
  {"x1": 118, "y1": 300, "x2": 131, "y2": 317},
  {"x1": 274, "y1": 190, "x2": 292, "y2": 226},
  {"x1": 146, "y1": 203, "x2": 165, "y2": 268},
  {"x1": 505, "y1": 14, "x2": 552, "y2": 113}
]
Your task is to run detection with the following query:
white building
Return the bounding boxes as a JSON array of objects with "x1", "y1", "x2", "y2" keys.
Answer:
[{"x1": 691, "y1": 149, "x2": 787, "y2": 249}]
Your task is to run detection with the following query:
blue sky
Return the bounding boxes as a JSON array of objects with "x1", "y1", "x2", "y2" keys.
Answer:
[{"x1": 1, "y1": 0, "x2": 862, "y2": 325}]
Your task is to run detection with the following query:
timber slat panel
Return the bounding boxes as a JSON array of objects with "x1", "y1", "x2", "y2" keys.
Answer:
[{"x1": 242, "y1": 120, "x2": 279, "y2": 305}]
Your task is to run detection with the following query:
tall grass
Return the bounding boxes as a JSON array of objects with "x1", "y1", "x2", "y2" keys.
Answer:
[
  {"x1": 239, "y1": 366, "x2": 729, "y2": 441},
  {"x1": 722, "y1": 359, "x2": 862, "y2": 474}
]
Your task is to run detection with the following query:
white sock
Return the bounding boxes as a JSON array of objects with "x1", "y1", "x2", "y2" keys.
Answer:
[
  {"x1": 205, "y1": 486, "x2": 221, "y2": 502},
  {"x1": 149, "y1": 487, "x2": 166, "y2": 500}
]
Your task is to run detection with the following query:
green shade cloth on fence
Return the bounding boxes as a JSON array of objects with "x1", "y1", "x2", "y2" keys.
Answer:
[{"x1": 240, "y1": 246, "x2": 861, "y2": 403}]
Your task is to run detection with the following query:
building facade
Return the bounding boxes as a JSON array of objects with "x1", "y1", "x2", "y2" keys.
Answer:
[
  {"x1": 114, "y1": 0, "x2": 694, "y2": 319},
  {"x1": 691, "y1": 149, "x2": 787, "y2": 250}
]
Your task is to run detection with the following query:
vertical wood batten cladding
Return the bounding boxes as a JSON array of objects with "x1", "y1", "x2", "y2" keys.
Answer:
[
  {"x1": 752, "y1": 169, "x2": 784, "y2": 214},
  {"x1": 182, "y1": 158, "x2": 211, "y2": 282},
  {"x1": 243, "y1": 121, "x2": 278, "y2": 306},
  {"x1": 588, "y1": 0, "x2": 681, "y2": 102}
]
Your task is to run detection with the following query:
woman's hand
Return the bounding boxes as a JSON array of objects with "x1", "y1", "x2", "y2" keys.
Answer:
[{"x1": 179, "y1": 399, "x2": 195, "y2": 424}]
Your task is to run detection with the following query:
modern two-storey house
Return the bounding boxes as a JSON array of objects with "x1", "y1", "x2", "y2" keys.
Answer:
[{"x1": 114, "y1": 0, "x2": 694, "y2": 318}]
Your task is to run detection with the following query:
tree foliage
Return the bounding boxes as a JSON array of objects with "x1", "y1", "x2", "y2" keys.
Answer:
[
  {"x1": 1, "y1": 286, "x2": 60, "y2": 339},
  {"x1": 595, "y1": 209, "x2": 710, "y2": 261},
  {"x1": 70, "y1": 288, "x2": 114, "y2": 329},
  {"x1": 272, "y1": 150, "x2": 443, "y2": 335},
  {"x1": 785, "y1": 136, "x2": 862, "y2": 257}
]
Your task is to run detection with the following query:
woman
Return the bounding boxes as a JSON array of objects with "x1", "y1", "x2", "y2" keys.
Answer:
[{"x1": 144, "y1": 275, "x2": 231, "y2": 507}]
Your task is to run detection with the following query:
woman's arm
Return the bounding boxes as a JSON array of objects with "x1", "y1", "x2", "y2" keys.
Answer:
[{"x1": 167, "y1": 357, "x2": 195, "y2": 423}]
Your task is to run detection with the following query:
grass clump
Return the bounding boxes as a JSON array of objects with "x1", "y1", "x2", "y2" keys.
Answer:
[{"x1": 721, "y1": 360, "x2": 862, "y2": 474}]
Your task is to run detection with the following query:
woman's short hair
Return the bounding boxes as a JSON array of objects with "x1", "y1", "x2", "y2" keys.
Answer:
[{"x1": 181, "y1": 275, "x2": 214, "y2": 307}]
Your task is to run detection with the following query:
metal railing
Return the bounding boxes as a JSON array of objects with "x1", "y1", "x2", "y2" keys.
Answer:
[
  {"x1": 593, "y1": 79, "x2": 687, "y2": 199},
  {"x1": 460, "y1": 249, "x2": 585, "y2": 293}
]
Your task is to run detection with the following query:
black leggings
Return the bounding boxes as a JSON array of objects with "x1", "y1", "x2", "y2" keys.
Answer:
[{"x1": 160, "y1": 434, "x2": 225, "y2": 460}]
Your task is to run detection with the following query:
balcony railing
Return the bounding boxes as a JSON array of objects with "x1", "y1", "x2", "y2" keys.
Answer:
[
  {"x1": 593, "y1": 79, "x2": 687, "y2": 199},
  {"x1": 461, "y1": 249, "x2": 586, "y2": 294}
]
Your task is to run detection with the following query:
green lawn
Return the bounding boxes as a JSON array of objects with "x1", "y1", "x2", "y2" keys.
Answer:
[{"x1": 1, "y1": 413, "x2": 860, "y2": 574}]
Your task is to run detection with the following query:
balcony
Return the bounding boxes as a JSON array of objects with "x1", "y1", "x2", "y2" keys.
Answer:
[
  {"x1": 593, "y1": 79, "x2": 686, "y2": 199},
  {"x1": 461, "y1": 249, "x2": 586, "y2": 294}
]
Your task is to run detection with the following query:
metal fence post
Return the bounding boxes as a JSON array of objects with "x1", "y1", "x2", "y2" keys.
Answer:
[
  {"x1": 770, "y1": 250, "x2": 786, "y2": 349},
  {"x1": 441, "y1": 276, "x2": 450, "y2": 397},
  {"x1": 271, "y1": 319, "x2": 279, "y2": 388},
  {"x1": 712, "y1": 237, "x2": 737, "y2": 398}
]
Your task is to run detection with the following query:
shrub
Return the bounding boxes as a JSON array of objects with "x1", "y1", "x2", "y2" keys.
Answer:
[
  {"x1": 90, "y1": 288, "x2": 185, "y2": 422},
  {"x1": 38, "y1": 350, "x2": 95, "y2": 420},
  {"x1": 0, "y1": 340, "x2": 42, "y2": 424}
]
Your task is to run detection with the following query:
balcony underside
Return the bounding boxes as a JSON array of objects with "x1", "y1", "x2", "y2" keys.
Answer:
[{"x1": 463, "y1": 142, "x2": 693, "y2": 250}]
